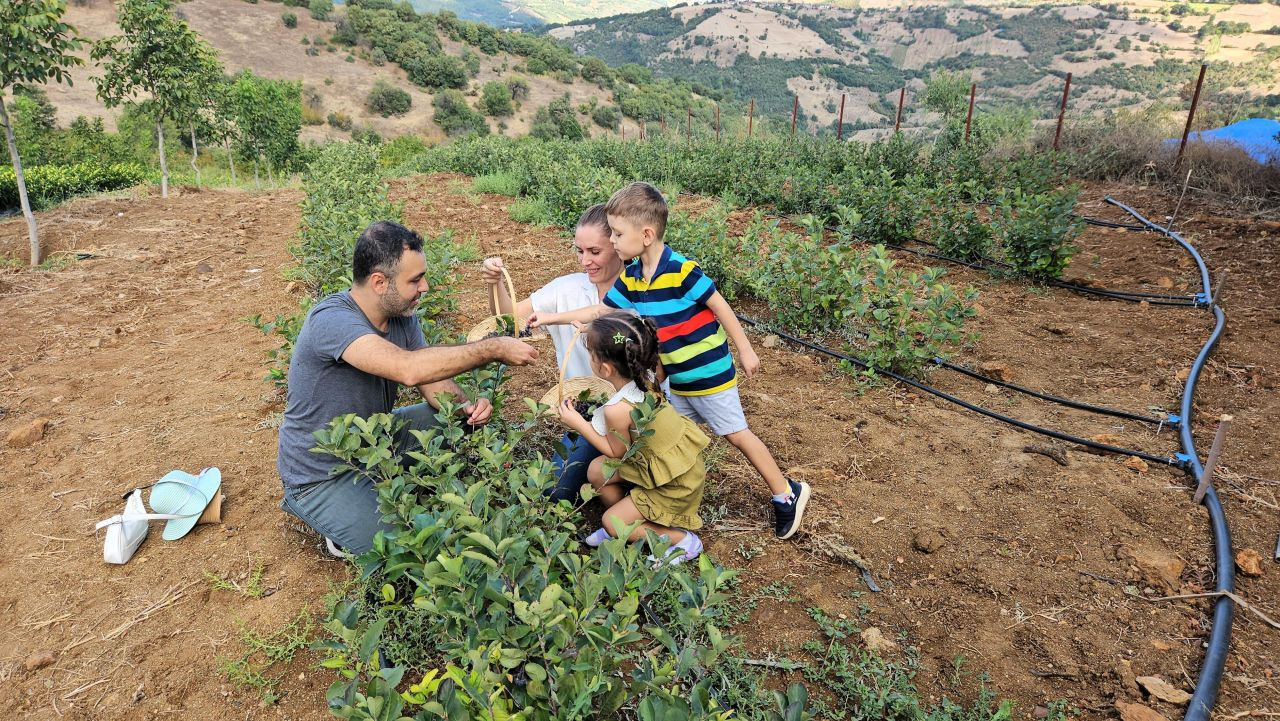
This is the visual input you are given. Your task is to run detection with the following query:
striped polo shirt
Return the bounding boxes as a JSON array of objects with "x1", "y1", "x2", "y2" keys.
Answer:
[{"x1": 603, "y1": 245, "x2": 736, "y2": 397}]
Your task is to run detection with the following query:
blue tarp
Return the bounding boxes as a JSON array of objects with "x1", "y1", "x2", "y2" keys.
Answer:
[{"x1": 1170, "y1": 117, "x2": 1280, "y2": 165}]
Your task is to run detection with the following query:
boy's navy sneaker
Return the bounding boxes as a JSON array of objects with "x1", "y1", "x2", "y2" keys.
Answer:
[{"x1": 772, "y1": 479, "x2": 811, "y2": 540}]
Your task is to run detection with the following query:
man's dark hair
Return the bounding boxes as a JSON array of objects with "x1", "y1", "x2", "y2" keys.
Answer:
[
  {"x1": 352, "y1": 221, "x2": 423, "y2": 284},
  {"x1": 576, "y1": 203, "x2": 610, "y2": 234}
]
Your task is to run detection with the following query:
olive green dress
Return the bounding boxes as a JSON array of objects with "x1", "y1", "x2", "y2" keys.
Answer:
[{"x1": 617, "y1": 402, "x2": 710, "y2": 530}]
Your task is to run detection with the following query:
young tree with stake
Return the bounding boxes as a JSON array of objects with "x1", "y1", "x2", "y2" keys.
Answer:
[
  {"x1": 0, "y1": 0, "x2": 84, "y2": 267},
  {"x1": 91, "y1": 0, "x2": 222, "y2": 198}
]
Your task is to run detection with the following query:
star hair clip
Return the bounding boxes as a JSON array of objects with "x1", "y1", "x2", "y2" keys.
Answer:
[{"x1": 613, "y1": 332, "x2": 630, "y2": 345}]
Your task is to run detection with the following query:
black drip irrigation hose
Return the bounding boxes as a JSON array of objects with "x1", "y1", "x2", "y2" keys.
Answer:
[
  {"x1": 738, "y1": 315, "x2": 1185, "y2": 469},
  {"x1": 935, "y1": 360, "x2": 1169, "y2": 426},
  {"x1": 1106, "y1": 201, "x2": 1233, "y2": 721}
]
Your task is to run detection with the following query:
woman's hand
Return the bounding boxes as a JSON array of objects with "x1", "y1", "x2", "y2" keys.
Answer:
[{"x1": 480, "y1": 257, "x2": 505, "y2": 286}]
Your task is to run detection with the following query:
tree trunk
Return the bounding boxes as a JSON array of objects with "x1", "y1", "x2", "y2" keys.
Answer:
[
  {"x1": 223, "y1": 137, "x2": 237, "y2": 185},
  {"x1": 0, "y1": 96, "x2": 41, "y2": 267},
  {"x1": 265, "y1": 156, "x2": 276, "y2": 188},
  {"x1": 252, "y1": 156, "x2": 260, "y2": 188},
  {"x1": 156, "y1": 122, "x2": 169, "y2": 198},
  {"x1": 189, "y1": 123, "x2": 201, "y2": 187}
]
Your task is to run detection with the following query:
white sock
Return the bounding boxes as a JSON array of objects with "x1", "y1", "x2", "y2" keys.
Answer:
[
  {"x1": 584, "y1": 528, "x2": 611, "y2": 547},
  {"x1": 772, "y1": 492, "x2": 794, "y2": 504}
]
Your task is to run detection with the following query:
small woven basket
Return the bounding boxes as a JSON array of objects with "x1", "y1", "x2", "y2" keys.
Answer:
[
  {"x1": 538, "y1": 325, "x2": 613, "y2": 416},
  {"x1": 465, "y1": 266, "x2": 548, "y2": 343}
]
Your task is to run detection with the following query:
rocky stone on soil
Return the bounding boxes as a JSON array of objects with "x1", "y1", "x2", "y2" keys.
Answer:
[
  {"x1": 1136, "y1": 675, "x2": 1191, "y2": 705},
  {"x1": 195, "y1": 262, "x2": 213, "y2": 274},
  {"x1": 1122, "y1": 456, "x2": 1149, "y2": 473},
  {"x1": 978, "y1": 361, "x2": 1012, "y2": 381},
  {"x1": 1115, "y1": 545, "x2": 1185, "y2": 590},
  {"x1": 861, "y1": 627, "x2": 898, "y2": 654},
  {"x1": 913, "y1": 529, "x2": 946, "y2": 554},
  {"x1": 1235, "y1": 548, "x2": 1264, "y2": 577},
  {"x1": 984, "y1": 383, "x2": 1000, "y2": 395},
  {"x1": 23, "y1": 651, "x2": 55, "y2": 672},
  {"x1": 1155, "y1": 276, "x2": 1175, "y2": 290},
  {"x1": 761, "y1": 334, "x2": 782, "y2": 349},
  {"x1": 1116, "y1": 702, "x2": 1171, "y2": 721},
  {"x1": 1114, "y1": 659, "x2": 1139, "y2": 695},
  {"x1": 6, "y1": 418, "x2": 51, "y2": 448}
]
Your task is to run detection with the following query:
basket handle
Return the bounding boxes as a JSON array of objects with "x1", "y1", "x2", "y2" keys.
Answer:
[
  {"x1": 559, "y1": 325, "x2": 586, "y2": 406},
  {"x1": 491, "y1": 266, "x2": 520, "y2": 337}
]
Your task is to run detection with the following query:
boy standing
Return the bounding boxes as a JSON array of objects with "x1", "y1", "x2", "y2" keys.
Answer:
[{"x1": 530, "y1": 183, "x2": 810, "y2": 539}]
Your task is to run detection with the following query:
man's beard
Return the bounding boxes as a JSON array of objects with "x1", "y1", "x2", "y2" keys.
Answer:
[{"x1": 381, "y1": 284, "x2": 418, "y2": 317}]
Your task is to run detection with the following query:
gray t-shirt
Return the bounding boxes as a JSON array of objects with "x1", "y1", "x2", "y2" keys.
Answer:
[{"x1": 276, "y1": 291, "x2": 426, "y2": 487}]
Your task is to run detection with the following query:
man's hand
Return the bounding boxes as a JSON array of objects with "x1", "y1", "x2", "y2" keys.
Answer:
[
  {"x1": 740, "y1": 345, "x2": 761, "y2": 379},
  {"x1": 490, "y1": 336, "x2": 539, "y2": 366},
  {"x1": 481, "y1": 257, "x2": 505, "y2": 286},
  {"x1": 459, "y1": 396, "x2": 493, "y2": 426}
]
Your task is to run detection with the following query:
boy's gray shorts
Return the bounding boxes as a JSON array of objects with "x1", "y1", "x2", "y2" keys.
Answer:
[{"x1": 665, "y1": 382, "x2": 749, "y2": 436}]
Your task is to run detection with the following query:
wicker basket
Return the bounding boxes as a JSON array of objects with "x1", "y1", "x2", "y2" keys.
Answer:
[
  {"x1": 465, "y1": 266, "x2": 548, "y2": 343},
  {"x1": 538, "y1": 325, "x2": 613, "y2": 416}
]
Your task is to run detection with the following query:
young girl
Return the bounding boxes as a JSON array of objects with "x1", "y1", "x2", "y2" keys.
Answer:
[{"x1": 557, "y1": 310, "x2": 710, "y2": 564}]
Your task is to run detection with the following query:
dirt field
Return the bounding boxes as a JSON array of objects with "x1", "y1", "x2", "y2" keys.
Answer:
[{"x1": 1, "y1": 175, "x2": 1277, "y2": 719}]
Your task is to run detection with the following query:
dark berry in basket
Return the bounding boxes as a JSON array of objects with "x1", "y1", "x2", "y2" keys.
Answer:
[{"x1": 518, "y1": 327, "x2": 534, "y2": 338}]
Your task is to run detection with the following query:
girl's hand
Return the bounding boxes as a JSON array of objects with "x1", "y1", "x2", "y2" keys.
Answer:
[{"x1": 557, "y1": 398, "x2": 586, "y2": 430}]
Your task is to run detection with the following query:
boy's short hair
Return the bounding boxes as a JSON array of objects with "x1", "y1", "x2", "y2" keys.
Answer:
[
  {"x1": 604, "y1": 182, "x2": 667, "y2": 241},
  {"x1": 576, "y1": 203, "x2": 610, "y2": 235}
]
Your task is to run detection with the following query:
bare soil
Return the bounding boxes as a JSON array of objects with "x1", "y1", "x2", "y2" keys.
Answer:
[{"x1": 1, "y1": 176, "x2": 1277, "y2": 719}]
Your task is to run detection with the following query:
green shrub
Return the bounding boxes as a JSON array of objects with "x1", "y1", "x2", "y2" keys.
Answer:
[
  {"x1": 844, "y1": 245, "x2": 978, "y2": 379},
  {"x1": 591, "y1": 104, "x2": 621, "y2": 130},
  {"x1": 926, "y1": 199, "x2": 992, "y2": 261},
  {"x1": 308, "y1": 0, "x2": 331, "y2": 20},
  {"x1": 530, "y1": 94, "x2": 584, "y2": 141},
  {"x1": 351, "y1": 125, "x2": 383, "y2": 145},
  {"x1": 432, "y1": 90, "x2": 488, "y2": 138},
  {"x1": 0, "y1": 161, "x2": 146, "y2": 211},
  {"x1": 478, "y1": 80, "x2": 513, "y2": 117},
  {"x1": 407, "y1": 54, "x2": 467, "y2": 90},
  {"x1": 991, "y1": 186, "x2": 1084, "y2": 280},
  {"x1": 470, "y1": 172, "x2": 521, "y2": 196},
  {"x1": 326, "y1": 111, "x2": 353, "y2": 131},
  {"x1": 377, "y1": 135, "x2": 428, "y2": 170},
  {"x1": 366, "y1": 80, "x2": 411, "y2": 117},
  {"x1": 281, "y1": 11, "x2": 297, "y2": 27}
]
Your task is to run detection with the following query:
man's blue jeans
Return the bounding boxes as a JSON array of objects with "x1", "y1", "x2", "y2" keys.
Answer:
[
  {"x1": 280, "y1": 403, "x2": 442, "y2": 555},
  {"x1": 547, "y1": 432, "x2": 601, "y2": 503}
]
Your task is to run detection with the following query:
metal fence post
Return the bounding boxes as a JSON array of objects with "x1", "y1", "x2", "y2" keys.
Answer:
[
  {"x1": 964, "y1": 83, "x2": 976, "y2": 143},
  {"x1": 836, "y1": 93, "x2": 846, "y2": 140},
  {"x1": 1177, "y1": 64, "x2": 1208, "y2": 168},
  {"x1": 1054, "y1": 72, "x2": 1073, "y2": 151}
]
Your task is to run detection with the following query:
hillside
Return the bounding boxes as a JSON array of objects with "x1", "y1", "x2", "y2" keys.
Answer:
[
  {"x1": 49, "y1": 0, "x2": 652, "y2": 144},
  {"x1": 545, "y1": 2, "x2": 1280, "y2": 135}
]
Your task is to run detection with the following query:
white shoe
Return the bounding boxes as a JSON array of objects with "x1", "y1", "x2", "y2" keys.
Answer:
[
  {"x1": 649, "y1": 531, "x2": 703, "y2": 567},
  {"x1": 325, "y1": 537, "x2": 351, "y2": 559}
]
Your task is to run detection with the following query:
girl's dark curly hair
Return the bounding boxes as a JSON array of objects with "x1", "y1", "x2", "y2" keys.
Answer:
[{"x1": 585, "y1": 310, "x2": 662, "y2": 396}]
